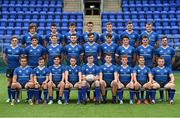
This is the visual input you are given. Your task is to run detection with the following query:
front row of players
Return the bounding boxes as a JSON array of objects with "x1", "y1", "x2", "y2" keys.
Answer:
[{"x1": 10, "y1": 54, "x2": 175, "y2": 105}]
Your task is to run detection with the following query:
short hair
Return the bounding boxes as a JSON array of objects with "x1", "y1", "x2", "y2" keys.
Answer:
[
  {"x1": 105, "y1": 53, "x2": 112, "y2": 57},
  {"x1": 127, "y1": 20, "x2": 133, "y2": 25},
  {"x1": 106, "y1": 33, "x2": 112, "y2": 39},
  {"x1": 158, "y1": 57, "x2": 165, "y2": 60},
  {"x1": 28, "y1": 23, "x2": 37, "y2": 32},
  {"x1": 69, "y1": 22, "x2": 76, "y2": 27},
  {"x1": 121, "y1": 55, "x2": 128, "y2": 59},
  {"x1": 87, "y1": 54, "x2": 94, "y2": 58},
  {"x1": 161, "y1": 35, "x2": 167, "y2": 40},
  {"x1": 53, "y1": 55, "x2": 61, "y2": 60},
  {"x1": 31, "y1": 36, "x2": 38, "y2": 40},
  {"x1": 122, "y1": 35, "x2": 129, "y2": 40},
  {"x1": 10, "y1": 36, "x2": 18, "y2": 41},
  {"x1": 86, "y1": 22, "x2": 94, "y2": 25},
  {"x1": 146, "y1": 22, "x2": 153, "y2": 25},
  {"x1": 51, "y1": 23, "x2": 57, "y2": 27},
  {"x1": 70, "y1": 33, "x2": 76, "y2": 37},
  {"x1": 106, "y1": 22, "x2": 112, "y2": 26},
  {"x1": 142, "y1": 35, "x2": 149, "y2": 39},
  {"x1": 50, "y1": 34, "x2": 57, "y2": 39},
  {"x1": 88, "y1": 33, "x2": 94, "y2": 37},
  {"x1": 38, "y1": 57, "x2": 46, "y2": 61},
  {"x1": 139, "y1": 56, "x2": 145, "y2": 60},
  {"x1": 70, "y1": 56, "x2": 77, "y2": 60},
  {"x1": 20, "y1": 55, "x2": 28, "y2": 61}
]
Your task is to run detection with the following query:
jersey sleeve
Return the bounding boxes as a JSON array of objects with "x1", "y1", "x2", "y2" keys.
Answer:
[
  {"x1": 13, "y1": 68, "x2": 18, "y2": 76},
  {"x1": 132, "y1": 67, "x2": 137, "y2": 74},
  {"x1": 151, "y1": 68, "x2": 155, "y2": 76}
]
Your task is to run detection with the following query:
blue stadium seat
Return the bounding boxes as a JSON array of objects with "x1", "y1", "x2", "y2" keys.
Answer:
[
  {"x1": 149, "y1": 4, "x2": 156, "y2": 11},
  {"x1": 122, "y1": 4, "x2": 129, "y2": 12},
  {"x1": 69, "y1": 13, "x2": 76, "y2": 19},
  {"x1": 36, "y1": 5, "x2": 42, "y2": 12},
  {"x1": 135, "y1": 0, "x2": 141, "y2": 4},
  {"x1": 39, "y1": 19, "x2": 46, "y2": 27},
  {"x1": 30, "y1": 0, "x2": 36, "y2": 5},
  {"x1": 170, "y1": 18, "x2": 177, "y2": 26},
  {"x1": 154, "y1": 19, "x2": 161, "y2": 27},
  {"x1": 23, "y1": 19, "x2": 31, "y2": 27},
  {"x1": 15, "y1": 19, "x2": 23, "y2": 27},
  {"x1": 8, "y1": 4, "x2": 15, "y2": 12},
  {"x1": 17, "y1": 11, "x2": 24, "y2": 19},
  {"x1": 15, "y1": 4, "x2": 22, "y2": 12},
  {"x1": 116, "y1": 12, "x2": 123, "y2": 19},
  {"x1": 42, "y1": 5, "x2": 49, "y2": 12},
  {"x1": 142, "y1": 4, "x2": 149, "y2": 11},
  {"x1": 131, "y1": 11, "x2": 138, "y2": 19},
  {"x1": 2, "y1": 4, "x2": 8, "y2": 12},
  {"x1": 14, "y1": 27, "x2": 22, "y2": 35},
  {"x1": 62, "y1": 12, "x2": 69, "y2": 19},
  {"x1": 153, "y1": 11, "x2": 160, "y2": 19},
  {"x1": 17, "y1": 0, "x2": 23, "y2": 4},
  {"x1": 109, "y1": 19, "x2": 116, "y2": 27},
  {"x1": 162, "y1": 19, "x2": 169, "y2": 26},
  {"x1": 6, "y1": 27, "x2": 14, "y2": 35},
  {"x1": 149, "y1": 0, "x2": 155, "y2": 4},
  {"x1": 163, "y1": 3, "x2": 170, "y2": 11},
  {"x1": 46, "y1": 19, "x2": 53, "y2": 27},
  {"x1": 77, "y1": 21, "x2": 83, "y2": 27},
  {"x1": 69, "y1": 19, "x2": 76, "y2": 24},
  {"x1": 139, "y1": 11, "x2": 145, "y2": 19},
  {"x1": 31, "y1": 19, "x2": 39, "y2": 26},
  {"x1": 47, "y1": 12, "x2": 54, "y2": 19},
  {"x1": 7, "y1": 19, "x2": 15, "y2": 27},
  {"x1": 139, "y1": 19, "x2": 146, "y2": 27},
  {"x1": 29, "y1": 5, "x2": 35, "y2": 12},
  {"x1": 156, "y1": 4, "x2": 163, "y2": 11},
  {"x1": 169, "y1": 11, "x2": 176, "y2": 18},
  {"x1": 24, "y1": 11, "x2": 31, "y2": 19},
  {"x1": 50, "y1": 0, "x2": 56, "y2": 5},
  {"x1": 123, "y1": 11, "x2": 130, "y2": 19},
  {"x1": 109, "y1": 13, "x2": 116, "y2": 19},
  {"x1": 43, "y1": 1, "x2": 49, "y2": 5},
  {"x1": 129, "y1": 0, "x2": 135, "y2": 5},
  {"x1": 61, "y1": 27, "x2": 68, "y2": 34},
  {"x1": 0, "y1": 27, "x2": 5, "y2": 35},
  {"x1": 37, "y1": 1, "x2": 43, "y2": 5},
  {"x1": 22, "y1": 5, "x2": 29, "y2": 12},
  {"x1": 2, "y1": 12, "x2": 9, "y2": 19},
  {"x1": 146, "y1": 11, "x2": 153, "y2": 19},
  {"x1": 76, "y1": 27, "x2": 82, "y2": 34},
  {"x1": 117, "y1": 27, "x2": 125, "y2": 34},
  {"x1": 136, "y1": 4, "x2": 142, "y2": 12},
  {"x1": 22, "y1": 27, "x2": 28, "y2": 34},
  {"x1": 129, "y1": 4, "x2": 135, "y2": 12},
  {"x1": 49, "y1": 6, "x2": 56, "y2": 12},
  {"x1": 0, "y1": 19, "x2": 7, "y2": 27},
  {"x1": 116, "y1": 19, "x2": 124, "y2": 27},
  {"x1": 77, "y1": 13, "x2": 83, "y2": 19},
  {"x1": 171, "y1": 26, "x2": 179, "y2": 34},
  {"x1": 134, "y1": 26, "x2": 140, "y2": 34},
  {"x1": 61, "y1": 19, "x2": 68, "y2": 27},
  {"x1": 132, "y1": 19, "x2": 139, "y2": 27},
  {"x1": 161, "y1": 11, "x2": 168, "y2": 19},
  {"x1": 54, "y1": 19, "x2": 61, "y2": 27},
  {"x1": 164, "y1": 26, "x2": 171, "y2": 34},
  {"x1": 122, "y1": 0, "x2": 128, "y2": 4},
  {"x1": 155, "y1": 26, "x2": 163, "y2": 34},
  {"x1": 32, "y1": 11, "x2": 39, "y2": 19},
  {"x1": 170, "y1": 4, "x2": 176, "y2": 11},
  {"x1": 37, "y1": 27, "x2": 45, "y2": 35},
  {"x1": 9, "y1": 11, "x2": 17, "y2": 19},
  {"x1": 142, "y1": 0, "x2": 148, "y2": 4},
  {"x1": 39, "y1": 11, "x2": 47, "y2": 19}
]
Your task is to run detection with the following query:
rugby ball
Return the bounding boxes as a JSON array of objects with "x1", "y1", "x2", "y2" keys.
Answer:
[{"x1": 86, "y1": 74, "x2": 95, "y2": 82}]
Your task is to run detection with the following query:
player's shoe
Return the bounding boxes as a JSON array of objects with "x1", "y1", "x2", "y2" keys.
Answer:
[
  {"x1": 58, "y1": 100, "x2": 62, "y2": 105},
  {"x1": 136, "y1": 100, "x2": 141, "y2": 105},
  {"x1": 6, "y1": 98, "x2": 11, "y2": 103},
  {"x1": 130, "y1": 100, "x2": 133, "y2": 104},
  {"x1": 170, "y1": 100, "x2": 174, "y2": 104},
  {"x1": 144, "y1": 99, "x2": 149, "y2": 104},
  {"x1": 158, "y1": 99, "x2": 165, "y2": 102},
  {"x1": 151, "y1": 100, "x2": 156, "y2": 104},
  {"x1": 36, "y1": 100, "x2": 39, "y2": 105},
  {"x1": 11, "y1": 99, "x2": 15, "y2": 106},
  {"x1": 28, "y1": 99, "x2": 33, "y2": 105},
  {"x1": 16, "y1": 99, "x2": 20, "y2": 103},
  {"x1": 64, "y1": 100, "x2": 68, "y2": 105},
  {"x1": 77, "y1": 100, "x2": 81, "y2": 105},
  {"x1": 119, "y1": 100, "x2": 123, "y2": 104},
  {"x1": 44, "y1": 100, "x2": 47, "y2": 104},
  {"x1": 48, "y1": 100, "x2": 53, "y2": 105}
]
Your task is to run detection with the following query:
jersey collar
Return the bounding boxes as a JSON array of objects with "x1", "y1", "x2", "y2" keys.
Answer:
[
  {"x1": 29, "y1": 32, "x2": 37, "y2": 37},
  {"x1": 126, "y1": 30, "x2": 133, "y2": 34},
  {"x1": 20, "y1": 65, "x2": 28, "y2": 70},
  {"x1": 69, "y1": 31, "x2": 76, "y2": 34},
  {"x1": 105, "y1": 42, "x2": 113, "y2": 46},
  {"x1": 142, "y1": 44, "x2": 149, "y2": 48},
  {"x1": 31, "y1": 44, "x2": 38, "y2": 49},
  {"x1": 121, "y1": 64, "x2": 128, "y2": 69},
  {"x1": 145, "y1": 31, "x2": 153, "y2": 35},
  {"x1": 51, "y1": 43, "x2": 58, "y2": 48},
  {"x1": 122, "y1": 44, "x2": 130, "y2": 49},
  {"x1": 161, "y1": 45, "x2": 169, "y2": 49},
  {"x1": 53, "y1": 64, "x2": 61, "y2": 68},
  {"x1": 70, "y1": 43, "x2": 77, "y2": 47},
  {"x1": 105, "y1": 63, "x2": 112, "y2": 67},
  {"x1": 10, "y1": 44, "x2": 18, "y2": 49},
  {"x1": 87, "y1": 63, "x2": 94, "y2": 68},
  {"x1": 157, "y1": 66, "x2": 165, "y2": 69},
  {"x1": 87, "y1": 42, "x2": 95, "y2": 46},
  {"x1": 38, "y1": 66, "x2": 45, "y2": 70},
  {"x1": 70, "y1": 65, "x2": 77, "y2": 69},
  {"x1": 138, "y1": 65, "x2": 145, "y2": 69}
]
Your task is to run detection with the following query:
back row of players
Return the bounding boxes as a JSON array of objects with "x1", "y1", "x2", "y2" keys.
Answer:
[{"x1": 3, "y1": 21, "x2": 176, "y2": 105}]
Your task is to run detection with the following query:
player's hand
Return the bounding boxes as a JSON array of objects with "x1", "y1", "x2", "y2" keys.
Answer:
[{"x1": 43, "y1": 81, "x2": 47, "y2": 84}]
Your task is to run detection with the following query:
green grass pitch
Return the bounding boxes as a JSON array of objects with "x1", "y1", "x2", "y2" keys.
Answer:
[{"x1": 0, "y1": 73, "x2": 180, "y2": 117}]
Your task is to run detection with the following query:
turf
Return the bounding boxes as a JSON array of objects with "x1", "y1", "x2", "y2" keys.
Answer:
[{"x1": 0, "y1": 73, "x2": 180, "y2": 117}]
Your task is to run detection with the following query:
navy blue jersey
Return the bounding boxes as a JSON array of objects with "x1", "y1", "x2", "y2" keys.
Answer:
[
  {"x1": 45, "y1": 32, "x2": 64, "y2": 45},
  {"x1": 83, "y1": 42, "x2": 100, "y2": 64},
  {"x1": 155, "y1": 46, "x2": 175, "y2": 68},
  {"x1": 82, "y1": 64, "x2": 99, "y2": 76},
  {"x1": 82, "y1": 32, "x2": 99, "y2": 43},
  {"x1": 64, "y1": 44, "x2": 83, "y2": 65},
  {"x1": 99, "y1": 64, "x2": 117, "y2": 84},
  {"x1": 64, "y1": 31, "x2": 82, "y2": 44},
  {"x1": 4, "y1": 45, "x2": 24, "y2": 69},
  {"x1": 49, "y1": 65, "x2": 65, "y2": 84},
  {"x1": 100, "y1": 42, "x2": 118, "y2": 64},
  {"x1": 140, "y1": 31, "x2": 159, "y2": 47},
  {"x1": 100, "y1": 31, "x2": 119, "y2": 43},
  {"x1": 136, "y1": 45, "x2": 154, "y2": 68},
  {"x1": 33, "y1": 66, "x2": 50, "y2": 84},
  {"x1": 13, "y1": 66, "x2": 32, "y2": 85},
  {"x1": 120, "y1": 30, "x2": 139, "y2": 47},
  {"x1": 25, "y1": 45, "x2": 46, "y2": 68},
  {"x1": 65, "y1": 65, "x2": 81, "y2": 84},
  {"x1": 133, "y1": 65, "x2": 151, "y2": 85},
  {"x1": 118, "y1": 65, "x2": 133, "y2": 85},
  {"x1": 22, "y1": 33, "x2": 43, "y2": 46},
  {"x1": 47, "y1": 44, "x2": 64, "y2": 66},
  {"x1": 152, "y1": 66, "x2": 172, "y2": 86},
  {"x1": 115, "y1": 45, "x2": 135, "y2": 66}
]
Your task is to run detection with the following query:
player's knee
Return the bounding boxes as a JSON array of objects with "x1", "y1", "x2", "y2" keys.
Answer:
[
  {"x1": 152, "y1": 83, "x2": 160, "y2": 89},
  {"x1": 81, "y1": 80, "x2": 86, "y2": 86},
  {"x1": 94, "y1": 80, "x2": 100, "y2": 87}
]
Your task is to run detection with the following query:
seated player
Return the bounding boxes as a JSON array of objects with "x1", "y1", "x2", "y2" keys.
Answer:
[
  {"x1": 99, "y1": 54, "x2": 118, "y2": 104},
  {"x1": 10, "y1": 56, "x2": 34, "y2": 105},
  {"x1": 33, "y1": 57, "x2": 50, "y2": 104},
  {"x1": 133, "y1": 56, "x2": 153, "y2": 105},
  {"x1": 3, "y1": 36, "x2": 24, "y2": 102},
  {"x1": 116, "y1": 55, "x2": 134, "y2": 104},
  {"x1": 151, "y1": 57, "x2": 175, "y2": 104},
  {"x1": 81, "y1": 55, "x2": 100, "y2": 104},
  {"x1": 64, "y1": 57, "x2": 82, "y2": 104},
  {"x1": 24, "y1": 36, "x2": 46, "y2": 68},
  {"x1": 48, "y1": 55, "x2": 65, "y2": 105}
]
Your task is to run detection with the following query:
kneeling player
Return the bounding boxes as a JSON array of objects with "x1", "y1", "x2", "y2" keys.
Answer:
[
  {"x1": 133, "y1": 56, "x2": 152, "y2": 104},
  {"x1": 48, "y1": 55, "x2": 65, "y2": 105},
  {"x1": 116, "y1": 55, "x2": 134, "y2": 104},
  {"x1": 81, "y1": 55, "x2": 100, "y2": 104},
  {"x1": 11, "y1": 56, "x2": 34, "y2": 105},
  {"x1": 99, "y1": 54, "x2": 118, "y2": 104},
  {"x1": 151, "y1": 57, "x2": 175, "y2": 104},
  {"x1": 33, "y1": 57, "x2": 50, "y2": 104},
  {"x1": 64, "y1": 57, "x2": 82, "y2": 104}
]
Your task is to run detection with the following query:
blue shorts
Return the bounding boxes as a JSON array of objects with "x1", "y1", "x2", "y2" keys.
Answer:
[
  {"x1": 18, "y1": 80, "x2": 28, "y2": 88},
  {"x1": 104, "y1": 80, "x2": 112, "y2": 87},
  {"x1": 121, "y1": 81, "x2": 131, "y2": 86},
  {"x1": 69, "y1": 80, "x2": 78, "y2": 85}
]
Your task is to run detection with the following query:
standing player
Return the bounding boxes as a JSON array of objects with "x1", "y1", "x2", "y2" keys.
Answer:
[
  {"x1": 81, "y1": 55, "x2": 100, "y2": 104},
  {"x1": 133, "y1": 56, "x2": 153, "y2": 104},
  {"x1": 100, "y1": 33, "x2": 118, "y2": 64},
  {"x1": 136, "y1": 35, "x2": 155, "y2": 68},
  {"x1": 24, "y1": 36, "x2": 46, "y2": 68},
  {"x1": 64, "y1": 23, "x2": 82, "y2": 44},
  {"x1": 3, "y1": 36, "x2": 24, "y2": 102},
  {"x1": 33, "y1": 57, "x2": 50, "y2": 104},
  {"x1": 151, "y1": 57, "x2": 175, "y2": 104},
  {"x1": 46, "y1": 35, "x2": 64, "y2": 67},
  {"x1": 45, "y1": 23, "x2": 64, "y2": 46},
  {"x1": 100, "y1": 22, "x2": 119, "y2": 44},
  {"x1": 120, "y1": 21, "x2": 139, "y2": 47},
  {"x1": 64, "y1": 57, "x2": 82, "y2": 104},
  {"x1": 82, "y1": 22, "x2": 99, "y2": 43},
  {"x1": 22, "y1": 23, "x2": 43, "y2": 47},
  {"x1": 48, "y1": 55, "x2": 65, "y2": 105},
  {"x1": 115, "y1": 36, "x2": 136, "y2": 66},
  {"x1": 64, "y1": 34, "x2": 84, "y2": 65},
  {"x1": 10, "y1": 56, "x2": 34, "y2": 105},
  {"x1": 140, "y1": 22, "x2": 159, "y2": 48},
  {"x1": 99, "y1": 54, "x2": 118, "y2": 104},
  {"x1": 116, "y1": 55, "x2": 134, "y2": 104},
  {"x1": 83, "y1": 33, "x2": 101, "y2": 65},
  {"x1": 155, "y1": 35, "x2": 175, "y2": 69}
]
